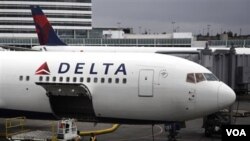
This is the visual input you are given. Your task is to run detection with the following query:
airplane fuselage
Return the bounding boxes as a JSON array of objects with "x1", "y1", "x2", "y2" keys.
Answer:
[{"x1": 0, "y1": 52, "x2": 235, "y2": 123}]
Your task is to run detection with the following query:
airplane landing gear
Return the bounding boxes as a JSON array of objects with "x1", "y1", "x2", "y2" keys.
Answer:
[
  {"x1": 165, "y1": 123, "x2": 180, "y2": 141},
  {"x1": 203, "y1": 111, "x2": 230, "y2": 137}
]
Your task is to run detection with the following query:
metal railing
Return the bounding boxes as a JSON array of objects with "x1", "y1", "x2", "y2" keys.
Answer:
[
  {"x1": 0, "y1": 38, "x2": 191, "y2": 47},
  {"x1": 4, "y1": 117, "x2": 28, "y2": 138},
  {"x1": 209, "y1": 40, "x2": 250, "y2": 47},
  {"x1": 0, "y1": 37, "x2": 250, "y2": 47}
]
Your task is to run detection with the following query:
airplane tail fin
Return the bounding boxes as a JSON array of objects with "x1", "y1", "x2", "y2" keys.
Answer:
[{"x1": 31, "y1": 5, "x2": 66, "y2": 46}]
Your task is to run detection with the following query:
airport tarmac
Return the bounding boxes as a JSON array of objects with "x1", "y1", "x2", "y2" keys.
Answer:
[{"x1": 0, "y1": 97, "x2": 249, "y2": 141}]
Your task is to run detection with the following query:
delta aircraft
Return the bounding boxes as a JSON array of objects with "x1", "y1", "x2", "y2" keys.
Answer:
[
  {"x1": 0, "y1": 50, "x2": 235, "y2": 123},
  {"x1": 0, "y1": 5, "x2": 236, "y2": 123}
]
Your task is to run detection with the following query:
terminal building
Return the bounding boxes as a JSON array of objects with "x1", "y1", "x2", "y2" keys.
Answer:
[{"x1": 0, "y1": 0, "x2": 92, "y2": 39}]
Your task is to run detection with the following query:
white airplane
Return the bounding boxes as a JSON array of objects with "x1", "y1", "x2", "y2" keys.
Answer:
[{"x1": 0, "y1": 51, "x2": 235, "y2": 123}]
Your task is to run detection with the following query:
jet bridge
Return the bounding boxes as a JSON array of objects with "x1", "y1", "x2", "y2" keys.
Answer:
[
  {"x1": 200, "y1": 46, "x2": 250, "y2": 94},
  {"x1": 159, "y1": 45, "x2": 250, "y2": 95},
  {"x1": 36, "y1": 83, "x2": 96, "y2": 121}
]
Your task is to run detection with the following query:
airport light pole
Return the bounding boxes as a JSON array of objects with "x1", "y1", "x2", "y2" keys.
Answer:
[
  {"x1": 207, "y1": 24, "x2": 211, "y2": 36},
  {"x1": 117, "y1": 22, "x2": 121, "y2": 27},
  {"x1": 172, "y1": 21, "x2": 176, "y2": 33},
  {"x1": 176, "y1": 26, "x2": 180, "y2": 32},
  {"x1": 117, "y1": 22, "x2": 121, "y2": 38}
]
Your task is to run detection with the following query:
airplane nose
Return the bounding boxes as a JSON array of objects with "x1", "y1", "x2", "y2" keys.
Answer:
[{"x1": 218, "y1": 83, "x2": 236, "y2": 109}]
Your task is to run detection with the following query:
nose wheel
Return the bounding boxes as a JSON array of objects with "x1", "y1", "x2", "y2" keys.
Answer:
[
  {"x1": 203, "y1": 111, "x2": 230, "y2": 137},
  {"x1": 165, "y1": 123, "x2": 180, "y2": 141}
]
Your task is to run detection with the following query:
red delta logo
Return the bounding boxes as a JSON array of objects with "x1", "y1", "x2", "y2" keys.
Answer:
[{"x1": 35, "y1": 62, "x2": 50, "y2": 75}]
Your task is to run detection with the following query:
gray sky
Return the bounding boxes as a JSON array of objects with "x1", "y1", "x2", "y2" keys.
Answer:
[{"x1": 92, "y1": 0, "x2": 250, "y2": 35}]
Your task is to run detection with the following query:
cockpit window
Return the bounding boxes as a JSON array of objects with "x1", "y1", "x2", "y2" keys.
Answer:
[
  {"x1": 203, "y1": 73, "x2": 218, "y2": 81},
  {"x1": 195, "y1": 73, "x2": 205, "y2": 83},
  {"x1": 186, "y1": 73, "x2": 195, "y2": 83}
]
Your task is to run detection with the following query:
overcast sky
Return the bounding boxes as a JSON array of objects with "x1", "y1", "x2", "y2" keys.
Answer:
[{"x1": 92, "y1": 0, "x2": 250, "y2": 35}]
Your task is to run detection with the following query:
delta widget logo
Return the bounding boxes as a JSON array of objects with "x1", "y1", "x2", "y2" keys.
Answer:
[
  {"x1": 35, "y1": 61, "x2": 127, "y2": 76},
  {"x1": 35, "y1": 62, "x2": 50, "y2": 75}
]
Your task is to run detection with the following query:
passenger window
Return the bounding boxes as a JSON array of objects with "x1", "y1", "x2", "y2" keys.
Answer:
[
  {"x1": 94, "y1": 78, "x2": 98, "y2": 83},
  {"x1": 87, "y1": 77, "x2": 91, "y2": 83},
  {"x1": 73, "y1": 77, "x2": 77, "y2": 82},
  {"x1": 46, "y1": 76, "x2": 50, "y2": 82},
  {"x1": 108, "y1": 78, "x2": 112, "y2": 83},
  {"x1": 195, "y1": 73, "x2": 205, "y2": 83},
  {"x1": 39, "y1": 76, "x2": 43, "y2": 81},
  {"x1": 123, "y1": 78, "x2": 127, "y2": 84},
  {"x1": 186, "y1": 73, "x2": 195, "y2": 83},
  {"x1": 101, "y1": 78, "x2": 105, "y2": 83},
  {"x1": 26, "y1": 76, "x2": 30, "y2": 81},
  {"x1": 19, "y1": 76, "x2": 23, "y2": 81},
  {"x1": 66, "y1": 77, "x2": 70, "y2": 82},
  {"x1": 53, "y1": 77, "x2": 56, "y2": 82},
  {"x1": 115, "y1": 78, "x2": 119, "y2": 84},
  {"x1": 80, "y1": 77, "x2": 84, "y2": 82},
  {"x1": 203, "y1": 73, "x2": 218, "y2": 81},
  {"x1": 59, "y1": 77, "x2": 63, "y2": 82}
]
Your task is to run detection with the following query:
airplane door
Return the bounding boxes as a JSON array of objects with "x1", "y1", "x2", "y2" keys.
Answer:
[{"x1": 139, "y1": 70, "x2": 154, "y2": 97}]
